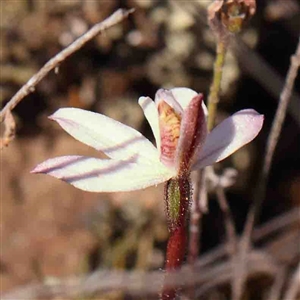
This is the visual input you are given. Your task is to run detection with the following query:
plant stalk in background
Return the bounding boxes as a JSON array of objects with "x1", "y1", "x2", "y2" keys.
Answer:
[
  {"x1": 188, "y1": 1, "x2": 257, "y2": 297},
  {"x1": 188, "y1": 0, "x2": 257, "y2": 262},
  {"x1": 207, "y1": 0, "x2": 256, "y2": 130}
]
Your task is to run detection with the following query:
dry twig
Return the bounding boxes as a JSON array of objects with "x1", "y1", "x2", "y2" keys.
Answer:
[
  {"x1": 216, "y1": 186, "x2": 238, "y2": 254},
  {"x1": 194, "y1": 251, "x2": 278, "y2": 298},
  {"x1": 2, "y1": 208, "x2": 298, "y2": 300},
  {"x1": 0, "y1": 8, "x2": 134, "y2": 146},
  {"x1": 214, "y1": 172, "x2": 239, "y2": 300},
  {"x1": 0, "y1": 252, "x2": 279, "y2": 300},
  {"x1": 0, "y1": 110, "x2": 16, "y2": 148},
  {"x1": 283, "y1": 262, "x2": 300, "y2": 300},
  {"x1": 231, "y1": 37, "x2": 300, "y2": 127},
  {"x1": 236, "y1": 36, "x2": 300, "y2": 300},
  {"x1": 265, "y1": 267, "x2": 288, "y2": 300}
]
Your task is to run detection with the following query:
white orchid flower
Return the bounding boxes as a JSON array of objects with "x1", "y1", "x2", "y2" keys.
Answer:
[{"x1": 31, "y1": 88, "x2": 264, "y2": 192}]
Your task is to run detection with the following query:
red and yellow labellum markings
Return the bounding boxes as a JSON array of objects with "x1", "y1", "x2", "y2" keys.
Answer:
[{"x1": 158, "y1": 101, "x2": 181, "y2": 168}]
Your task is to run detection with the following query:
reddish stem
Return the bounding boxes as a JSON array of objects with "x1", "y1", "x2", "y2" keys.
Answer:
[
  {"x1": 165, "y1": 226, "x2": 187, "y2": 271},
  {"x1": 162, "y1": 225, "x2": 187, "y2": 299},
  {"x1": 162, "y1": 177, "x2": 190, "y2": 300}
]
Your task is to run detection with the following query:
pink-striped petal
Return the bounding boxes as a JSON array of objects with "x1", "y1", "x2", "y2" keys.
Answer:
[
  {"x1": 49, "y1": 108, "x2": 159, "y2": 163},
  {"x1": 192, "y1": 109, "x2": 264, "y2": 170},
  {"x1": 31, "y1": 155, "x2": 174, "y2": 192}
]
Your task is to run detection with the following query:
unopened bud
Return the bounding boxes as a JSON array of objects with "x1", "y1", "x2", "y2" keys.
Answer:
[{"x1": 208, "y1": 0, "x2": 256, "y2": 38}]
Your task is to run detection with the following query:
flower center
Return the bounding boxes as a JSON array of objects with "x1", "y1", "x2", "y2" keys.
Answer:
[{"x1": 158, "y1": 101, "x2": 181, "y2": 168}]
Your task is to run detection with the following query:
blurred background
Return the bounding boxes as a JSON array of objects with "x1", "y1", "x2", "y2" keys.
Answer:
[{"x1": 1, "y1": 0, "x2": 300, "y2": 299}]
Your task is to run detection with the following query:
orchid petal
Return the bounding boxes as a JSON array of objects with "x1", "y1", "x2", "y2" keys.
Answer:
[
  {"x1": 31, "y1": 155, "x2": 174, "y2": 192},
  {"x1": 155, "y1": 89, "x2": 183, "y2": 115},
  {"x1": 170, "y1": 87, "x2": 198, "y2": 110},
  {"x1": 192, "y1": 109, "x2": 264, "y2": 170},
  {"x1": 49, "y1": 108, "x2": 159, "y2": 163},
  {"x1": 170, "y1": 88, "x2": 208, "y2": 117},
  {"x1": 138, "y1": 96, "x2": 161, "y2": 151}
]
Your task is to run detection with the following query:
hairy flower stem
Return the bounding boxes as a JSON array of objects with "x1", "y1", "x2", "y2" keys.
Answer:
[
  {"x1": 207, "y1": 40, "x2": 227, "y2": 131},
  {"x1": 162, "y1": 177, "x2": 191, "y2": 300},
  {"x1": 162, "y1": 226, "x2": 187, "y2": 300}
]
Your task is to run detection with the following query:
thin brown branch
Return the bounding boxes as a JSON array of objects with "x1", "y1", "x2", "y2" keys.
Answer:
[
  {"x1": 0, "y1": 8, "x2": 134, "y2": 123},
  {"x1": 216, "y1": 186, "x2": 237, "y2": 256},
  {"x1": 0, "y1": 110, "x2": 16, "y2": 148},
  {"x1": 236, "y1": 36, "x2": 300, "y2": 300},
  {"x1": 252, "y1": 207, "x2": 300, "y2": 241},
  {"x1": 283, "y1": 262, "x2": 300, "y2": 300},
  {"x1": 262, "y1": 37, "x2": 300, "y2": 182},
  {"x1": 193, "y1": 207, "x2": 299, "y2": 272},
  {"x1": 194, "y1": 250, "x2": 279, "y2": 298},
  {"x1": 215, "y1": 185, "x2": 240, "y2": 300},
  {"x1": 231, "y1": 37, "x2": 300, "y2": 127},
  {"x1": 265, "y1": 267, "x2": 287, "y2": 300}
]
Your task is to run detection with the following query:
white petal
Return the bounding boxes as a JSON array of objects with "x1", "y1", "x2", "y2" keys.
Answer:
[
  {"x1": 202, "y1": 100, "x2": 208, "y2": 118},
  {"x1": 170, "y1": 87, "x2": 197, "y2": 110},
  {"x1": 192, "y1": 109, "x2": 264, "y2": 170},
  {"x1": 155, "y1": 89, "x2": 183, "y2": 115},
  {"x1": 138, "y1": 96, "x2": 161, "y2": 151},
  {"x1": 49, "y1": 108, "x2": 159, "y2": 164},
  {"x1": 170, "y1": 87, "x2": 208, "y2": 116},
  {"x1": 31, "y1": 155, "x2": 174, "y2": 192}
]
